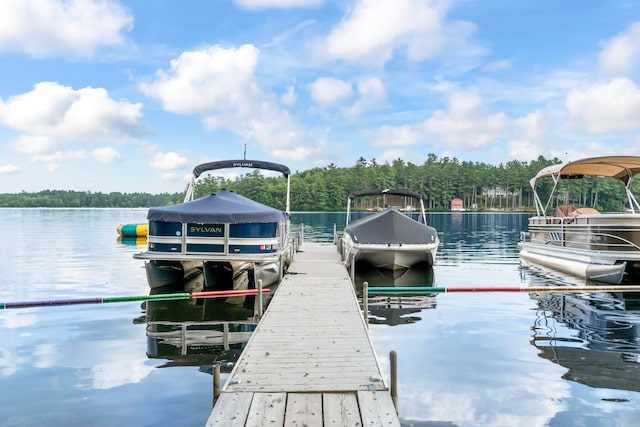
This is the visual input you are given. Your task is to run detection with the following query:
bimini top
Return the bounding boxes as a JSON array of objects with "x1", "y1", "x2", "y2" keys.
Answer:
[
  {"x1": 531, "y1": 156, "x2": 640, "y2": 188},
  {"x1": 147, "y1": 189, "x2": 288, "y2": 224},
  {"x1": 344, "y1": 208, "x2": 436, "y2": 244}
]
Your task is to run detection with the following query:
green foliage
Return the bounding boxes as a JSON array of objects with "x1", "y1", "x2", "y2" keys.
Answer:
[
  {"x1": 0, "y1": 190, "x2": 182, "y2": 208},
  {"x1": 1, "y1": 154, "x2": 638, "y2": 211}
]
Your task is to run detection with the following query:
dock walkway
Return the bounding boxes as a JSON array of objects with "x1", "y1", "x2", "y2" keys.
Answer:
[{"x1": 205, "y1": 242, "x2": 400, "y2": 426}]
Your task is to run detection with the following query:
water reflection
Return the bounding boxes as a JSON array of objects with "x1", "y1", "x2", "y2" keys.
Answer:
[
  {"x1": 523, "y1": 266, "x2": 640, "y2": 393},
  {"x1": 355, "y1": 263, "x2": 437, "y2": 326},
  {"x1": 116, "y1": 236, "x2": 147, "y2": 246},
  {"x1": 144, "y1": 298, "x2": 258, "y2": 373}
]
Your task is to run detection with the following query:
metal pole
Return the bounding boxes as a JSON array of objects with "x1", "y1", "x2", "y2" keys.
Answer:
[
  {"x1": 212, "y1": 363, "x2": 221, "y2": 406},
  {"x1": 390, "y1": 350, "x2": 398, "y2": 412},
  {"x1": 363, "y1": 281, "x2": 369, "y2": 327},
  {"x1": 257, "y1": 279, "x2": 264, "y2": 317}
]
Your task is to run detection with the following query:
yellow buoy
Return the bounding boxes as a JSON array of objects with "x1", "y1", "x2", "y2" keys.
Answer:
[{"x1": 117, "y1": 223, "x2": 148, "y2": 237}]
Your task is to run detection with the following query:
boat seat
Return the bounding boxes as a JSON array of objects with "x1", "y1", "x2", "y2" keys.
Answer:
[
  {"x1": 556, "y1": 206, "x2": 600, "y2": 224},
  {"x1": 568, "y1": 207, "x2": 600, "y2": 216},
  {"x1": 551, "y1": 205, "x2": 577, "y2": 224}
]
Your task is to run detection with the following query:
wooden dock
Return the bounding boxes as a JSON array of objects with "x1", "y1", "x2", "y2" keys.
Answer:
[{"x1": 205, "y1": 242, "x2": 400, "y2": 426}]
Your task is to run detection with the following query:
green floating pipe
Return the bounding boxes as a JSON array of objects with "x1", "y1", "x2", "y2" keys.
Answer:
[
  {"x1": 366, "y1": 285, "x2": 640, "y2": 295},
  {"x1": 1, "y1": 288, "x2": 269, "y2": 310}
]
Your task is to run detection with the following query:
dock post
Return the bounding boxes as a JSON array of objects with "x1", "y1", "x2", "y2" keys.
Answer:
[
  {"x1": 350, "y1": 255, "x2": 355, "y2": 284},
  {"x1": 212, "y1": 363, "x2": 220, "y2": 406},
  {"x1": 390, "y1": 350, "x2": 398, "y2": 412},
  {"x1": 300, "y1": 223, "x2": 304, "y2": 244},
  {"x1": 333, "y1": 223, "x2": 337, "y2": 244},
  {"x1": 257, "y1": 279, "x2": 264, "y2": 317},
  {"x1": 363, "y1": 281, "x2": 369, "y2": 326}
]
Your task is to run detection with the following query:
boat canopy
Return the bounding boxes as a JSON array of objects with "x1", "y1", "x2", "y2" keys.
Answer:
[
  {"x1": 530, "y1": 156, "x2": 640, "y2": 215},
  {"x1": 192, "y1": 160, "x2": 291, "y2": 179},
  {"x1": 183, "y1": 159, "x2": 291, "y2": 213},
  {"x1": 147, "y1": 189, "x2": 288, "y2": 224},
  {"x1": 346, "y1": 188, "x2": 427, "y2": 225},
  {"x1": 345, "y1": 208, "x2": 434, "y2": 244},
  {"x1": 530, "y1": 156, "x2": 640, "y2": 188}
]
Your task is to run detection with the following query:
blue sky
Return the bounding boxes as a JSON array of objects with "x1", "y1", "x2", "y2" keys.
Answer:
[{"x1": 1, "y1": 0, "x2": 640, "y2": 194}]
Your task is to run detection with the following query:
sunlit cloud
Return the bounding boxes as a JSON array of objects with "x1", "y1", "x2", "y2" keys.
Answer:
[
  {"x1": 0, "y1": 0, "x2": 133, "y2": 59},
  {"x1": 319, "y1": 0, "x2": 479, "y2": 66},
  {"x1": 565, "y1": 77, "x2": 640, "y2": 133},
  {"x1": 598, "y1": 21, "x2": 640, "y2": 76},
  {"x1": 149, "y1": 151, "x2": 189, "y2": 170},
  {"x1": 92, "y1": 147, "x2": 121, "y2": 163},
  {"x1": 0, "y1": 163, "x2": 21, "y2": 174}
]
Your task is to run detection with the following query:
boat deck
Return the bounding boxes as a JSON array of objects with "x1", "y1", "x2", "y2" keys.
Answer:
[{"x1": 205, "y1": 242, "x2": 400, "y2": 426}]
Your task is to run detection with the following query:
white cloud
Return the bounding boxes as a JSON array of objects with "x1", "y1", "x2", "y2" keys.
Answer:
[
  {"x1": 377, "y1": 149, "x2": 406, "y2": 164},
  {"x1": 0, "y1": 82, "x2": 148, "y2": 142},
  {"x1": 281, "y1": 85, "x2": 297, "y2": 107},
  {"x1": 0, "y1": 164, "x2": 20, "y2": 174},
  {"x1": 140, "y1": 44, "x2": 260, "y2": 114},
  {"x1": 92, "y1": 147, "x2": 121, "y2": 163},
  {"x1": 32, "y1": 150, "x2": 88, "y2": 163},
  {"x1": 506, "y1": 111, "x2": 546, "y2": 161},
  {"x1": 371, "y1": 124, "x2": 423, "y2": 147},
  {"x1": 234, "y1": 0, "x2": 323, "y2": 9},
  {"x1": 515, "y1": 110, "x2": 546, "y2": 141},
  {"x1": 0, "y1": 0, "x2": 133, "y2": 58},
  {"x1": 141, "y1": 44, "x2": 323, "y2": 161},
  {"x1": 149, "y1": 152, "x2": 189, "y2": 170},
  {"x1": 507, "y1": 139, "x2": 540, "y2": 161},
  {"x1": 482, "y1": 59, "x2": 512, "y2": 72},
  {"x1": 10, "y1": 135, "x2": 56, "y2": 155},
  {"x1": 549, "y1": 141, "x2": 628, "y2": 161},
  {"x1": 32, "y1": 150, "x2": 88, "y2": 172},
  {"x1": 346, "y1": 77, "x2": 387, "y2": 115},
  {"x1": 422, "y1": 92, "x2": 507, "y2": 149},
  {"x1": 371, "y1": 91, "x2": 510, "y2": 152},
  {"x1": 565, "y1": 78, "x2": 640, "y2": 133},
  {"x1": 269, "y1": 139, "x2": 327, "y2": 161},
  {"x1": 308, "y1": 77, "x2": 353, "y2": 107},
  {"x1": 598, "y1": 22, "x2": 640, "y2": 76},
  {"x1": 321, "y1": 0, "x2": 477, "y2": 66}
]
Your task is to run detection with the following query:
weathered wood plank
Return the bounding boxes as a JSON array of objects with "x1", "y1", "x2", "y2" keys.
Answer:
[
  {"x1": 323, "y1": 393, "x2": 362, "y2": 426},
  {"x1": 205, "y1": 392, "x2": 253, "y2": 427},
  {"x1": 357, "y1": 391, "x2": 400, "y2": 426},
  {"x1": 206, "y1": 243, "x2": 399, "y2": 425},
  {"x1": 244, "y1": 393, "x2": 286, "y2": 426},
  {"x1": 283, "y1": 393, "x2": 322, "y2": 427}
]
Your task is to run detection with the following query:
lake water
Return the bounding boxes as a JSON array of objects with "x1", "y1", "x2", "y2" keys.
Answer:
[{"x1": 1, "y1": 209, "x2": 639, "y2": 427}]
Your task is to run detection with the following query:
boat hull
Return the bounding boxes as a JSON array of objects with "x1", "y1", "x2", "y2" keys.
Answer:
[
  {"x1": 519, "y1": 213, "x2": 640, "y2": 284},
  {"x1": 342, "y1": 237, "x2": 437, "y2": 271},
  {"x1": 340, "y1": 208, "x2": 439, "y2": 271}
]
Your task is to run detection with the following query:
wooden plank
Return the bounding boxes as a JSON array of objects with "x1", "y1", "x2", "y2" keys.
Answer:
[
  {"x1": 244, "y1": 393, "x2": 286, "y2": 426},
  {"x1": 284, "y1": 393, "x2": 322, "y2": 427},
  {"x1": 357, "y1": 391, "x2": 401, "y2": 427},
  {"x1": 205, "y1": 392, "x2": 253, "y2": 427},
  {"x1": 323, "y1": 393, "x2": 362, "y2": 426},
  {"x1": 206, "y1": 243, "x2": 400, "y2": 426}
]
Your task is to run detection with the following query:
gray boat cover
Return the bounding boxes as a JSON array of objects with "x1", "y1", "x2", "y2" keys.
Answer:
[
  {"x1": 345, "y1": 208, "x2": 436, "y2": 244},
  {"x1": 147, "y1": 189, "x2": 288, "y2": 223}
]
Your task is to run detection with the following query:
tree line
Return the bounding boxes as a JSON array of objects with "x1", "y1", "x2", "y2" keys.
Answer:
[
  {"x1": 1, "y1": 154, "x2": 638, "y2": 212},
  {"x1": 0, "y1": 189, "x2": 181, "y2": 208}
]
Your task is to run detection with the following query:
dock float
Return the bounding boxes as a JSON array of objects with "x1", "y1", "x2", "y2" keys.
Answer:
[{"x1": 206, "y1": 242, "x2": 400, "y2": 426}]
